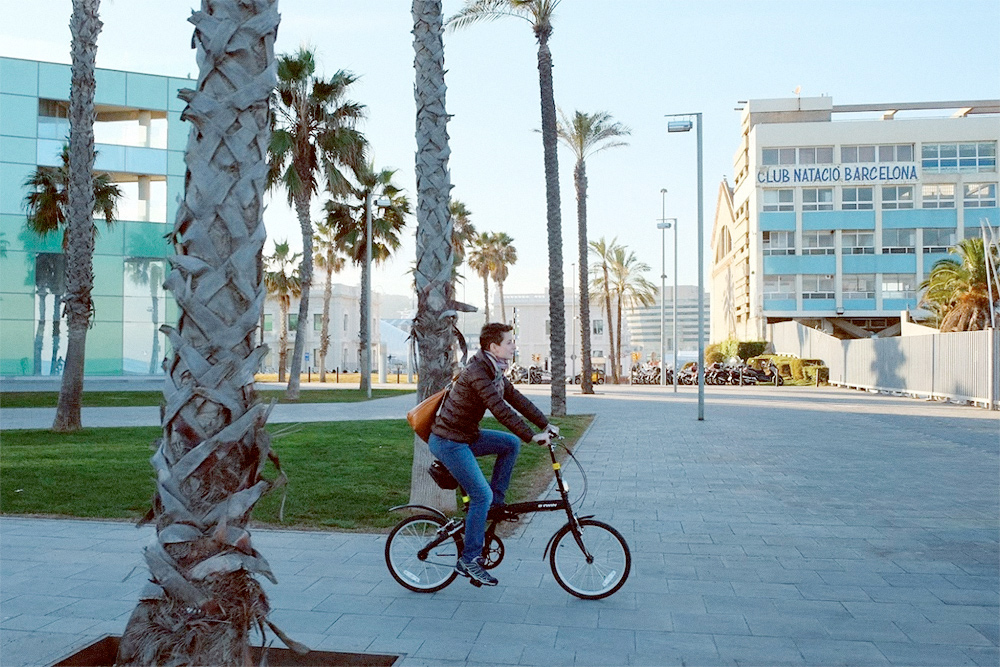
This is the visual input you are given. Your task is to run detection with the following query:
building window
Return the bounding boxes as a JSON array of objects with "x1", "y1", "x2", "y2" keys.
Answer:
[
  {"x1": 922, "y1": 142, "x2": 997, "y2": 173},
  {"x1": 841, "y1": 230, "x2": 875, "y2": 254},
  {"x1": 762, "y1": 231, "x2": 794, "y2": 255},
  {"x1": 801, "y1": 274, "x2": 835, "y2": 299},
  {"x1": 877, "y1": 144, "x2": 914, "y2": 162},
  {"x1": 842, "y1": 186, "x2": 874, "y2": 210},
  {"x1": 841, "y1": 145, "x2": 876, "y2": 163},
  {"x1": 593, "y1": 320, "x2": 603, "y2": 335},
  {"x1": 881, "y1": 186, "x2": 914, "y2": 210},
  {"x1": 313, "y1": 313, "x2": 323, "y2": 331},
  {"x1": 263, "y1": 314, "x2": 273, "y2": 332},
  {"x1": 882, "y1": 273, "x2": 916, "y2": 299},
  {"x1": 288, "y1": 314, "x2": 298, "y2": 331},
  {"x1": 762, "y1": 148, "x2": 796, "y2": 165},
  {"x1": 762, "y1": 189, "x2": 794, "y2": 212},
  {"x1": 802, "y1": 230, "x2": 835, "y2": 255},
  {"x1": 882, "y1": 228, "x2": 916, "y2": 254},
  {"x1": 802, "y1": 188, "x2": 833, "y2": 211},
  {"x1": 842, "y1": 274, "x2": 875, "y2": 299},
  {"x1": 344, "y1": 313, "x2": 348, "y2": 332},
  {"x1": 923, "y1": 228, "x2": 956, "y2": 253},
  {"x1": 964, "y1": 183, "x2": 997, "y2": 208},
  {"x1": 763, "y1": 275, "x2": 795, "y2": 299},
  {"x1": 545, "y1": 320, "x2": 550, "y2": 336},
  {"x1": 592, "y1": 350, "x2": 604, "y2": 358},
  {"x1": 798, "y1": 147, "x2": 834, "y2": 164},
  {"x1": 716, "y1": 227, "x2": 732, "y2": 261},
  {"x1": 921, "y1": 184, "x2": 955, "y2": 208}
]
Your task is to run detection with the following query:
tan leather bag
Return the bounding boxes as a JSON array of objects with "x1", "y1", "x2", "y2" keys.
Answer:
[{"x1": 406, "y1": 386, "x2": 449, "y2": 442}]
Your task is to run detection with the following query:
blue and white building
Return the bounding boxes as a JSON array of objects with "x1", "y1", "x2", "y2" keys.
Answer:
[
  {"x1": 0, "y1": 57, "x2": 195, "y2": 376},
  {"x1": 712, "y1": 96, "x2": 999, "y2": 340}
]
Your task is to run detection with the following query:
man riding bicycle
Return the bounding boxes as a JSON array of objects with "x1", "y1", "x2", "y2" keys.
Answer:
[{"x1": 429, "y1": 322, "x2": 558, "y2": 586}]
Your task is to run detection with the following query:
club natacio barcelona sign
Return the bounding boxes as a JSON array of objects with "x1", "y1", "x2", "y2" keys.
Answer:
[{"x1": 758, "y1": 164, "x2": 919, "y2": 184}]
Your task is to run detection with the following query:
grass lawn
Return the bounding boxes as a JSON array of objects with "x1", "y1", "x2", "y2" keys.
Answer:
[
  {"x1": 0, "y1": 388, "x2": 413, "y2": 409},
  {"x1": 0, "y1": 415, "x2": 593, "y2": 532}
]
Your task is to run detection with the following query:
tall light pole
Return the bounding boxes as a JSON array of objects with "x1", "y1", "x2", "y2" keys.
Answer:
[
  {"x1": 666, "y1": 112, "x2": 705, "y2": 420},
  {"x1": 657, "y1": 209, "x2": 678, "y2": 390},
  {"x1": 362, "y1": 192, "x2": 392, "y2": 399}
]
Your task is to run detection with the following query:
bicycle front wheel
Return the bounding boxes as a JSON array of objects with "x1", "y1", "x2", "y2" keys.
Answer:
[
  {"x1": 385, "y1": 515, "x2": 459, "y2": 593},
  {"x1": 550, "y1": 519, "x2": 631, "y2": 599}
]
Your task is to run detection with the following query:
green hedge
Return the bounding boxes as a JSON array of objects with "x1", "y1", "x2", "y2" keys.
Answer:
[
  {"x1": 803, "y1": 365, "x2": 830, "y2": 384},
  {"x1": 705, "y1": 342, "x2": 725, "y2": 364},
  {"x1": 715, "y1": 339, "x2": 770, "y2": 362}
]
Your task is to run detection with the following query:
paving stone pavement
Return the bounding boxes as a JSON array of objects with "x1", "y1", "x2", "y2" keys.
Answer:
[{"x1": 1, "y1": 385, "x2": 998, "y2": 666}]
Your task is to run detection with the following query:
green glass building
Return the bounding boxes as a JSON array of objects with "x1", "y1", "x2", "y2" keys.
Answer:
[{"x1": 0, "y1": 57, "x2": 195, "y2": 376}]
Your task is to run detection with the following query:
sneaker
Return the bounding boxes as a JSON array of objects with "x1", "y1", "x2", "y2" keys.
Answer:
[
  {"x1": 456, "y1": 556, "x2": 498, "y2": 586},
  {"x1": 487, "y1": 504, "x2": 518, "y2": 522}
]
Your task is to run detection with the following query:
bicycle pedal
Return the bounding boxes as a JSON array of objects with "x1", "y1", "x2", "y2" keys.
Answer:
[{"x1": 469, "y1": 579, "x2": 483, "y2": 588}]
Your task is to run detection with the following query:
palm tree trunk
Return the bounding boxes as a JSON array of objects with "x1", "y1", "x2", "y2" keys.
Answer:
[
  {"x1": 482, "y1": 274, "x2": 490, "y2": 322},
  {"x1": 286, "y1": 192, "x2": 312, "y2": 399},
  {"x1": 49, "y1": 291, "x2": 62, "y2": 375},
  {"x1": 499, "y1": 281, "x2": 506, "y2": 323},
  {"x1": 602, "y1": 265, "x2": 616, "y2": 383},
  {"x1": 33, "y1": 289, "x2": 47, "y2": 375},
  {"x1": 54, "y1": 0, "x2": 101, "y2": 432},
  {"x1": 117, "y1": 2, "x2": 285, "y2": 664},
  {"x1": 148, "y1": 265, "x2": 161, "y2": 375},
  {"x1": 536, "y1": 34, "x2": 565, "y2": 416},
  {"x1": 411, "y1": 0, "x2": 458, "y2": 511},
  {"x1": 278, "y1": 298, "x2": 288, "y2": 382},
  {"x1": 319, "y1": 265, "x2": 332, "y2": 382},
  {"x1": 575, "y1": 160, "x2": 593, "y2": 394}
]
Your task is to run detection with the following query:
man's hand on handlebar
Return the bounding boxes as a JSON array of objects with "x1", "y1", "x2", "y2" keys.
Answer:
[
  {"x1": 531, "y1": 431, "x2": 552, "y2": 446},
  {"x1": 546, "y1": 424, "x2": 560, "y2": 438}
]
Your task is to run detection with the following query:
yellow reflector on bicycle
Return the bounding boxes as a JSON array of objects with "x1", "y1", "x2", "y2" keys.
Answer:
[
  {"x1": 552, "y1": 463, "x2": 561, "y2": 470},
  {"x1": 462, "y1": 496, "x2": 470, "y2": 503}
]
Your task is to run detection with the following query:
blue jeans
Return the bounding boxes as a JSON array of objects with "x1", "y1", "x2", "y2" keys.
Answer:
[{"x1": 428, "y1": 430, "x2": 521, "y2": 561}]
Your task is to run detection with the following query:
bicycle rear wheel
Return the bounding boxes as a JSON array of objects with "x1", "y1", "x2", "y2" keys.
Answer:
[
  {"x1": 385, "y1": 515, "x2": 459, "y2": 592},
  {"x1": 549, "y1": 518, "x2": 631, "y2": 599}
]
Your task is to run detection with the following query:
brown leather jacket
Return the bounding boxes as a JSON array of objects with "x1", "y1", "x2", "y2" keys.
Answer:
[{"x1": 432, "y1": 350, "x2": 549, "y2": 443}]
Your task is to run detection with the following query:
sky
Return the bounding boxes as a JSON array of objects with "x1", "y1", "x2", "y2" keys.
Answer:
[{"x1": 3, "y1": 0, "x2": 999, "y2": 316}]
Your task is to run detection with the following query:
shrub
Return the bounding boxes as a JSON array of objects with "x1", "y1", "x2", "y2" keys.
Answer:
[
  {"x1": 803, "y1": 365, "x2": 829, "y2": 384},
  {"x1": 736, "y1": 341, "x2": 769, "y2": 360},
  {"x1": 789, "y1": 358, "x2": 805, "y2": 380},
  {"x1": 705, "y1": 343, "x2": 725, "y2": 364}
]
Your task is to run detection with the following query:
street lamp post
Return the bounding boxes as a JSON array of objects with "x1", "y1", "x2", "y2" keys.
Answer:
[
  {"x1": 657, "y1": 208, "x2": 678, "y2": 391},
  {"x1": 666, "y1": 112, "x2": 705, "y2": 420},
  {"x1": 362, "y1": 192, "x2": 392, "y2": 399}
]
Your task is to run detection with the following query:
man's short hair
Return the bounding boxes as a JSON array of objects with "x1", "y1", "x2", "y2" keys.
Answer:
[{"x1": 480, "y1": 322, "x2": 513, "y2": 351}]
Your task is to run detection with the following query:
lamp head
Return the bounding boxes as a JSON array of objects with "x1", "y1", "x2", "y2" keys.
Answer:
[
  {"x1": 667, "y1": 120, "x2": 694, "y2": 133},
  {"x1": 375, "y1": 196, "x2": 392, "y2": 207}
]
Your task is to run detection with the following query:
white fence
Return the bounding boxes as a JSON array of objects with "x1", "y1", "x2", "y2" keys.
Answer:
[{"x1": 767, "y1": 321, "x2": 1000, "y2": 409}]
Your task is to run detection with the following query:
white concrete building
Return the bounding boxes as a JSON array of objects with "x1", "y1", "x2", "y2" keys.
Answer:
[
  {"x1": 625, "y1": 285, "x2": 708, "y2": 361},
  {"x1": 712, "y1": 97, "x2": 999, "y2": 341}
]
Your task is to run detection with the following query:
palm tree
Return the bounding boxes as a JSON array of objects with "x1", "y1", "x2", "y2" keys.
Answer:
[
  {"x1": 449, "y1": 0, "x2": 567, "y2": 416},
  {"x1": 313, "y1": 220, "x2": 346, "y2": 382},
  {"x1": 920, "y1": 237, "x2": 998, "y2": 331},
  {"x1": 412, "y1": 0, "x2": 460, "y2": 512},
  {"x1": 48, "y1": 0, "x2": 104, "y2": 431},
  {"x1": 326, "y1": 164, "x2": 410, "y2": 392},
  {"x1": 116, "y1": 2, "x2": 290, "y2": 664},
  {"x1": 557, "y1": 109, "x2": 630, "y2": 394},
  {"x1": 23, "y1": 146, "x2": 121, "y2": 378},
  {"x1": 264, "y1": 241, "x2": 302, "y2": 383},
  {"x1": 449, "y1": 199, "x2": 477, "y2": 266},
  {"x1": 124, "y1": 258, "x2": 165, "y2": 375},
  {"x1": 267, "y1": 47, "x2": 366, "y2": 400},
  {"x1": 467, "y1": 231, "x2": 495, "y2": 322},
  {"x1": 489, "y1": 231, "x2": 517, "y2": 322},
  {"x1": 589, "y1": 236, "x2": 620, "y2": 382},
  {"x1": 610, "y1": 246, "x2": 656, "y2": 376}
]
